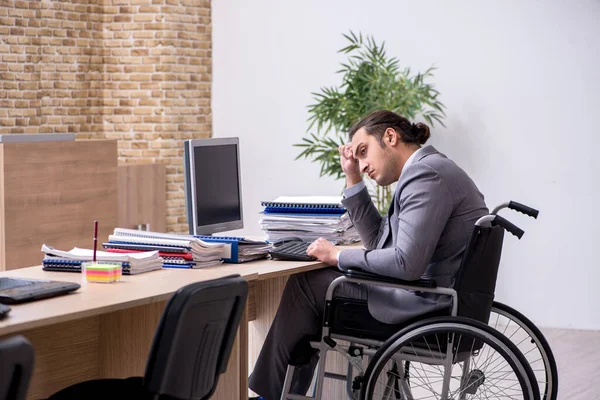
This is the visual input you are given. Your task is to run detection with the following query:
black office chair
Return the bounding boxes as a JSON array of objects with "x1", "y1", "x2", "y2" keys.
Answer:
[
  {"x1": 48, "y1": 274, "x2": 248, "y2": 400},
  {"x1": 0, "y1": 335, "x2": 35, "y2": 400}
]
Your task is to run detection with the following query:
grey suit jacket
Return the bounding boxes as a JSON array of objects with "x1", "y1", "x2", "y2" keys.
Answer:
[{"x1": 339, "y1": 145, "x2": 488, "y2": 324}]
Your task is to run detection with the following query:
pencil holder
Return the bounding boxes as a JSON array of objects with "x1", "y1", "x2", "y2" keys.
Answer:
[{"x1": 82, "y1": 261, "x2": 122, "y2": 283}]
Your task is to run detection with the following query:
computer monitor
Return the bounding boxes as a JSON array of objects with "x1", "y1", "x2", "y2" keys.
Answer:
[{"x1": 183, "y1": 137, "x2": 244, "y2": 235}]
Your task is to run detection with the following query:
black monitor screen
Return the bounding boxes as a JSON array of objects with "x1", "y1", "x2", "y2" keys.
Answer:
[{"x1": 193, "y1": 144, "x2": 241, "y2": 226}]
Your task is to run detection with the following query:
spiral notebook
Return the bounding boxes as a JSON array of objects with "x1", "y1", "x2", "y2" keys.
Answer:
[
  {"x1": 42, "y1": 258, "x2": 133, "y2": 275},
  {"x1": 261, "y1": 196, "x2": 346, "y2": 214},
  {"x1": 103, "y1": 241, "x2": 190, "y2": 253}
]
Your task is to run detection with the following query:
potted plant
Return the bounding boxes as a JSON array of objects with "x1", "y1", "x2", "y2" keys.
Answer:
[{"x1": 294, "y1": 31, "x2": 446, "y2": 213}]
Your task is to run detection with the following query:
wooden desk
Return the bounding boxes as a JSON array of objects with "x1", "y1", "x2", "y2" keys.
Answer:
[{"x1": 0, "y1": 256, "x2": 343, "y2": 399}]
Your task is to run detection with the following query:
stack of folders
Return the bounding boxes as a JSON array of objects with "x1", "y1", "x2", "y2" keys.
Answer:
[
  {"x1": 234, "y1": 241, "x2": 272, "y2": 262},
  {"x1": 41, "y1": 244, "x2": 162, "y2": 275},
  {"x1": 259, "y1": 196, "x2": 360, "y2": 245},
  {"x1": 103, "y1": 228, "x2": 225, "y2": 268},
  {"x1": 195, "y1": 237, "x2": 271, "y2": 263}
]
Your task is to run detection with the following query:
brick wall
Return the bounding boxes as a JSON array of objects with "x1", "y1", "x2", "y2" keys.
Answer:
[{"x1": 0, "y1": 0, "x2": 212, "y2": 233}]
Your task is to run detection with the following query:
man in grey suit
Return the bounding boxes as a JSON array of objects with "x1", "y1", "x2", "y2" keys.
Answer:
[{"x1": 249, "y1": 110, "x2": 488, "y2": 400}]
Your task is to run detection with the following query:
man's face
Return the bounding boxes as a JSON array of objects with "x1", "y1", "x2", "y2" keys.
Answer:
[{"x1": 351, "y1": 127, "x2": 398, "y2": 186}]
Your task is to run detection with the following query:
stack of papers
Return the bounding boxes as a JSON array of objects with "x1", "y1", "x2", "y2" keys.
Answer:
[
  {"x1": 41, "y1": 244, "x2": 163, "y2": 275},
  {"x1": 104, "y1": 228, "x2": 225, "y2": 268},
  {"x1": 234, "y1": 239, "x2": 273, "y2": 263},
  {"x1": 259, "y1": 196, "x2": 360, "y2": 245}
]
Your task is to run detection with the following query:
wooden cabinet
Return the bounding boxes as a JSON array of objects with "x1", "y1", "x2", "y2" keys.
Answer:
[
  {"x1": 0, "y1": 140, "x2": 118, "y2": 271},
  {"x1": 117, "y1": 163, "x2": 166, "y2": 234}
]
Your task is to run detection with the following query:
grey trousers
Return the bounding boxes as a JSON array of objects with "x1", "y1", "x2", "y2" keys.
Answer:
[{"x1": 249, "y1": 268, "x2": 368, "y2": 400}]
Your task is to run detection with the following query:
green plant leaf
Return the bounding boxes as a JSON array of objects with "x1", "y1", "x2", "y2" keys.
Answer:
[{"x1": 293, "y1": 30, "x2": 446, "y2": 213}]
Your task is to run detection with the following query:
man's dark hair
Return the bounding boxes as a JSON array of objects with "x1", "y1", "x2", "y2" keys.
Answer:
[{"x1": 348, "y1": 110, "x2": 431, "y2": 147}]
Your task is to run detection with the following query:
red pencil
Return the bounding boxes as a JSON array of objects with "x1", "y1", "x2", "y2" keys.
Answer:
[{"x1": 93, "y1": 220, "x2": 98, "y2": 262}]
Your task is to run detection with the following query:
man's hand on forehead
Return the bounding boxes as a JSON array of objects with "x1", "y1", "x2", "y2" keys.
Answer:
[
  {"x1": 338, "y1": 144, "x2": 353, "y2": 159},
  {"x1": 344, "y1": 144, "x2": 354, "y2": 159}
]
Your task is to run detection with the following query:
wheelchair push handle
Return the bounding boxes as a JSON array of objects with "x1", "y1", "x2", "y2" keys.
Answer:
[
  {"x1": 491, "y1": 201, "x2": 539, "y2": 219},
  {"x1": 508, "y1": 201, "x2": 539, "y2": 219},
  {"x1": 494, "y1": 215, "x2": 525, "y2": 239}
]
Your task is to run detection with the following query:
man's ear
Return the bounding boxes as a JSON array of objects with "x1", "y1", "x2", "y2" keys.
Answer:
[{"x1": 385, "y1": 128, "x2": 398, "y2": 146}]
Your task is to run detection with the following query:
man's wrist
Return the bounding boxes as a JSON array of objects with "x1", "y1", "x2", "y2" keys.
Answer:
[
  {"x1": 343, "y1": 180, "x2": 366, "y2": 199},
  {"x1": 345, "y1": 174, "x2": 362, "y2": 188}
]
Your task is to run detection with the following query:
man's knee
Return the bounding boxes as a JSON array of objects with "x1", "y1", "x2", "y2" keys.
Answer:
[{"x1": 304, "y1": 267, "x2": 342, "y2": 295}]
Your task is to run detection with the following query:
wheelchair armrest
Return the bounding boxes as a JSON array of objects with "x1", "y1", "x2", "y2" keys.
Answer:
[{"x1": 344, "y1": 268, "x2": 437, "y2": 288}]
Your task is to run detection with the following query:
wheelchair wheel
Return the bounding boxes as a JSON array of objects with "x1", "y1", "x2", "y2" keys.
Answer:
[
  {"x1": 360, "y1": 317, "x2": 539, "y2": 400},
  {"x1": 489, "y1": 301, "x2": 558, "y2": 400}
]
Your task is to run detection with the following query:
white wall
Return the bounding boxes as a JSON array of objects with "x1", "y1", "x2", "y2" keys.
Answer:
[{"x1": 213, "y1": 0, "x2": 600, "y2": 330}]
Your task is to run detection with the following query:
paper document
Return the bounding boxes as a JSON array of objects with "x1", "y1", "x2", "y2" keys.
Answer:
[
  {"x1": 42, "y1": 244, "x2": 164, "y2": 274},
  {"x1": 42, "y1": 244, "x2": 160, "y2": 262},
  {"x1": 111, "y1": 228, "x2": 224, "y2": 248}
]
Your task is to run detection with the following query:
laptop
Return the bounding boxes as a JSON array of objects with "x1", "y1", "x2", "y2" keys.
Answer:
[{"x1": 0, "y1": 277, "x2": 80, "y2": 305}]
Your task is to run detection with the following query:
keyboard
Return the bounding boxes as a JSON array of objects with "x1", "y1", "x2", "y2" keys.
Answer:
[
  {"x1": 269, "y1": 240, "x2": 316, "y2": 262},
  {"x1": 0, "y1": 278, "x2": 36, "y2": 290}
]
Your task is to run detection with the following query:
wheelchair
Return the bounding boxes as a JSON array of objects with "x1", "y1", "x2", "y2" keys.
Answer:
[{"x1": 281, "y1": 201, "x2": 557, "y2": 400}]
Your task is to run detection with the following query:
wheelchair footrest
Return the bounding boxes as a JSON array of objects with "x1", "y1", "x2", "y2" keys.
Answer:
[
  {"x1": 324, "y1": 372, "x2": 347, "y2": 381},
  {"x1": 323, "y1": 336, "x2": 336, "y2": 348}
]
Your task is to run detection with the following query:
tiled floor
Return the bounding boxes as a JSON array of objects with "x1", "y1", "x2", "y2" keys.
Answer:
[{"x1": 541, "y1": 327, "x2": 600, "y2": 399}]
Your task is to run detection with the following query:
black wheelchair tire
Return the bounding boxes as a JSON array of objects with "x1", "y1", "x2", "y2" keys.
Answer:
[
  {"x1": 491, "y1": 301, "x2": 558, "y2": 400},
  {"x1": 360, "y1": 316, "x2": 540, "y2": 400}
]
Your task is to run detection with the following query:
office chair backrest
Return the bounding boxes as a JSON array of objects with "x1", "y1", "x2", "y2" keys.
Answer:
[
  {"x1": 454, "y1": 225, "x2": 505, "y2": 324},
  {"x1": 144, "y1": 275, "x2": 248, "y2": 400},
  {"x1": 0, "y1": 335, "x2": 35, "y2": 400}
]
